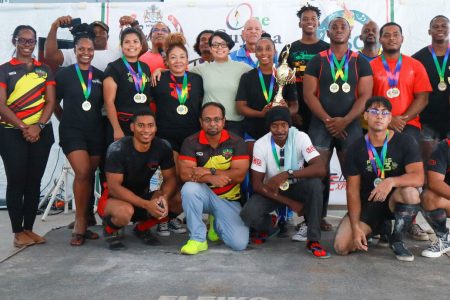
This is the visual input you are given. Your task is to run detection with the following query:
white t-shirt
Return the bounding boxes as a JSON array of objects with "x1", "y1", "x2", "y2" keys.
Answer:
[
  {"x1": 251, "y1": 130, "x2": 320, "y2": 181},
  {"x1": 61, "y1": 47, "x2": 122, "y2": 71}
]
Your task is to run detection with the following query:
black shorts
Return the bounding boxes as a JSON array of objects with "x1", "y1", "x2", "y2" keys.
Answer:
[
  {"x1": 402, "y1": 125, "x2": 422, "y2": 145},
  {"x1": 360, "y1": 189, "x2": 396, "y2": 234},
  {"x1": 59, "y1": 127, "x2": 104, "y2": 156},
  {"x1": 308, "y1": 117, "x2": 363, "y2": 152},
  {"x1": 421, "y1": 124, "x2": 449, "y2": 142}
]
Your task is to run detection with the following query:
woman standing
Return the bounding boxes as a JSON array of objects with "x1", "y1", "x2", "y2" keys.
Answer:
[
  {"x1": 0, "y1": 25, "x2": 55, "y2": 247},
  {"x1": 55, "y1": 25, "x2": 104, "y2": 246},
  {"x1": 103, "y1": 27, "x2": 152, "y2": 145}
]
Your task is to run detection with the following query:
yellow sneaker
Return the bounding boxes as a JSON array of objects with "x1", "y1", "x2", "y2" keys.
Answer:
[
  {"x1": 208, "y1": 215, "x2": 220, "y2": 242},
  {"x1": 180, "y1": 240, "x2": 208, "y2": 255}
]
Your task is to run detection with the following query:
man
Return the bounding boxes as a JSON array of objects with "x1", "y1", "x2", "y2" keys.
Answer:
[
  {"x1": 412, "y1": 16, "x2": 450, "y2": 162},
  {"x1": 189, "y1": 29, "x2": 214, "y2": 68},
  {"x1": 334, "y1": 96, "x2": 424, "y2": 262},
  {"x1": 240, "y1": 107, "x2": 330, "y2": 258},
  {"x1": 303, "y1": 17, "x2": 373, "y2": 241},
  {"x1": 97, "y1": 111, "x2": 178, "y2": 250},
  {"x1": 139, "y1": 22, "x2": 170, "y2": 73},
  {"x1": 230, "y1": 18, "x2": 277, "y2": 67},
  {"x1": 421, "y1": 138, "x2": 450, "y2": 258},
  {"x1": 359, "y1": 20, "x2": 381, "y2": 62},
  {"x1": 178, "y1": 103, "x2": 250, "y2": 254}
]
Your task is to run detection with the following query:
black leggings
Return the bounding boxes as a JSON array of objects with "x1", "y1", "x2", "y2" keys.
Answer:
[{"x1": 0, "y1": 125, "x2": 54, "y2": 233}]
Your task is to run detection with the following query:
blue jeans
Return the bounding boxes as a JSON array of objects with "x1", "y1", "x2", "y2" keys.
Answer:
[{"x1": 181, "y1": 182, "x2": 249, "y2": 251}]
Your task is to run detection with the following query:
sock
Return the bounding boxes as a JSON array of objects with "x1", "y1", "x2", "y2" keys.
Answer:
[
  {"x1": 391, "y1": 204, "x2": 419, "y2": 243},
  {"x1": 423, "y1": 208, "x2": 449, "y2": 238}
]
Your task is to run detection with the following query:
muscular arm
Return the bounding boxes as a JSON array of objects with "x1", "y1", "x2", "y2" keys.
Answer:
[
  {"x1": 427, "y1": 171, "x2": 450, "y2": 200},
  {"x1": 402, "y1": 92, "x2": 428, "y2": 122},
  {"x1": 303, "y1": 74, "x2": 330, "y2": 122},
  {"x1": 347, "y1": 175, "x2": 362, "y2": 229},
  {"x1": 44, "y1": 17, "x2": 72, "y2": 66},
  {"x1": 158, "y1": 167, "x2": 178, "y2": 201}
]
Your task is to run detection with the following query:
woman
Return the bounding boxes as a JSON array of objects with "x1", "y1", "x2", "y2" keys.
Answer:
[
  {"x1": 150, "y1": 33, "x2": 203, "y2": 236},
  {"x1": 55, "y1": 24, "x2": 104, "y2": 246},
  {"x1": 0, "y1": 25, "x2": 55, "y2": 247},
  {"x1": 103, "y1": 27, "x2": 152, "y2": 145},
  {"x1": 236, "y1": 37, "x2": 298, "y2": 155}
]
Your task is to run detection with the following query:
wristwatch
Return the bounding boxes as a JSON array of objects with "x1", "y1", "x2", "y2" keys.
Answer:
[
  {"x1": 37, "y1": 122, "x2": 46, "y2": 130},
  {"x1": 210, "y1": 167, "x2": 216, "y2": 175},
  {"x1": 287, "y1": 169, "x2": 295, "y2": 180}
]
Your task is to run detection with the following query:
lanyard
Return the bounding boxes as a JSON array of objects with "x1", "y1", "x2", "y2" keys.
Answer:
[
  {"x1": 365, "y1": 131, "x2": 389, "y2": 179},
  {"x1": 257, "y1": 67, "x2": 275, "y2": 104},
  {"x1": 329, "y1": 50, "x2": 350, "y2": 82},
  {"x1": 271, "y1": 137, "x2": 285, "y2": 170},
  {"x1": 121, "y1": 56, "x2": 145, "y2": 93},
  {"x1": 74, "y1": 64, "x2": 92, "y2": 101},
  {"x1": 170, "y1": 73, "x2": 188, "y2": 105},
  {"x1": 381, "y1": 54, "x2": 402, "y2": 88},
  {"x1": 429, "y1": 45, "x2": 450, "y2": 82}
]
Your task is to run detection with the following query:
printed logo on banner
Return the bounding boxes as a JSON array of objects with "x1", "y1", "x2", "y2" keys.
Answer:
[
  {"x1": 141, "y1": 4, "x2": 184, "y2": 40},
  {"x1": 226, "y1": 2, "x2": 253, "y2": 30},
  {"x1": 330, "y1": 173, "x2": 346, "y2": 191},
  {"x1": 318, "y1": 6, "x2": 371, "y2": 51}
]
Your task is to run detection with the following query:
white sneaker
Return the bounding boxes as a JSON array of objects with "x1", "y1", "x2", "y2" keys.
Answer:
[
  {"x1": 291, "y1": 221, "x2": 308, "y2": 242},
  {"x1": 168, "y1": 218, "x2": 187, "y2": 234},
  {"x1": 421, "y1": 234, "x2": 450, "y2": 258},
  {"x1": 157, "y1": 222, "x2": 170, "y2": 237}
]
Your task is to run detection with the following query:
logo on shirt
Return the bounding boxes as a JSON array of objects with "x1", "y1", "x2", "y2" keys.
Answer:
[
  {"x1": 146, "y1": 162, "x2": 159, "y2": 171},
  {"x1": 306, "y1": 145, "x2": 316, "y2": 154},
  {"x1": 93, "y1": 79, "x2": 102, "y2": 85},
  {"x1": 8, "y1": 71, "x2": 16, "y2": 76},
  {"x1": 222, "y1": 148, "x2": 233, "y2": 159},
  {"x1": 252, "y1": 156, "x2": 262, "y2": 166},
  {"x1": 365, "y1": 157, "x2": 397, "y2": 172},
  {"x1": 196, "y1": 152, "x2": 204, "y2": 156},
  {"x1": 428, "y1": 159, "x2": 437, "y2": 166},
  {"x1": 34, "y1": 68, "x2": 47, "y2": 78}
]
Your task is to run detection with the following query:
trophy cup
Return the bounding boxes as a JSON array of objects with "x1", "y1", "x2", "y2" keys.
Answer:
[{"x1": 272, "y1": 44, "x2": 296, "y2": 106}]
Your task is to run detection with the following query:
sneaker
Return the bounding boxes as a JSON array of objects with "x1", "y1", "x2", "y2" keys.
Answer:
[
  {"x1": 421, "y1": 235, "x2": 450, "y2": 258},
  {"x1": 157, "y1": 221, "x2": 170, "y2": 237},
  {"x1": 408, "y1": 224, "x2": 429, "y2": 241},
  {"x1": 133, "y1": 227, "x2": 161, "y2": 245},
  {"x1": 168, "y1": 218, "x2": 187, "y2": 234},
  {"x1": 277, "y1": 220, "x2": 289, "y2": 238},
  {"x1": 291, "y1": 221, "x2": 307, "y2": 242},
  {"x1": 207, "y1": 215, "x2": 219, "y2": 242},
  {"x1": 378, "y1": 220, "x2": 392, "y2": 248},
  {"x1": 390, "y1": 241, "x2": 414, "y2": 262},
  {"x1": 306, "y1": 240, "x2": 331, "y2": 259},
  {"x1": 180, "y1": 239, "x2": 208, "y2": 255},
  {"x1": 104, "y1": 228, "x2": 126, "y2": 251}
]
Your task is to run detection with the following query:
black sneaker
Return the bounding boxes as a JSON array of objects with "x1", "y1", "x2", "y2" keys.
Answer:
[
  {"x1": 105, "y1": 229, "x2": 126, "y2": 251},
  {"x1": 277, "y1": 221, "x2": 289, "y2": 238},
  {"x1": 390, "y1": 241, "x2": 414, "y2": 262},
  {"x1": 133, "y1": 227, "x2": 161, "y2": 246}
]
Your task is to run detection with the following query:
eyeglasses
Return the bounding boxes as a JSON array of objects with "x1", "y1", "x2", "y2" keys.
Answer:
[
  {"x1": 366, "y1": 108, "x2": 391, "y2": 117},
  {"x1": 152, "y1": 28, "x2": 169, "y2": 34},
  {"x1": 15, "y1": 38, "x2": 36, "y2": 46},
  {"x1": 211, "y1": 42, "x2": 228, "y2": 49},
  {"x1": 279, "y1": 148, "x2": 285, "y2": 167},
  {"x1": 202, "y1": 117, "x2": 224, "y2": 124}
]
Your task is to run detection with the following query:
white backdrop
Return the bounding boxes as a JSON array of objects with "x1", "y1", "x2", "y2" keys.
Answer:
[{"x1": 0, "y1": 0, "x2": 449, "y2": 204}]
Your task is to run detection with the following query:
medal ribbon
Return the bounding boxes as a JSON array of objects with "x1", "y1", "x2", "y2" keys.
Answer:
[
  {"x1": 329, "y1": 50, "x2": 350, "y2": 82},
  {"x1": 121, "y1": 56, "x2": 145, "y2": 93},
  {"x1": 429, "y1": 45, "x2": 450, "y2": 83},
  {"x1": 74, "y1": 64, "x2": 92, "y2": 101},
  {"x1": 257, "y1": 67, "x2": 276, "y2": 104},
  {"x1": 271, "y1": 137, "x2": 284, "y2": 170},
  {"x1": 365, "y1": 130, "x2": 389, "y2": 179},
  {"x1": 170, "y1": 73, "x2": 188, "y2": 105},
  {"x1": 381, "y1": 54, "x2": 402, "y2": 88}
]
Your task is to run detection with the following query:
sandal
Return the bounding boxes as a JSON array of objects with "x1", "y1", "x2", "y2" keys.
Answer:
[
  {"x1": 70, "y1": 233, "x2": 85, "y2": 246},
  {"x1": 85, "y1": 230, "x2": 100, "y2": 240},
  {"x1": 320, "y1": 219, "x2": 333, "y2": 231}
]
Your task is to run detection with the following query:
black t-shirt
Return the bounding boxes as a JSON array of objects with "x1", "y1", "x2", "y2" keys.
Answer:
[
  {"x1": 344, "y1": 133, "x2": 422, "y2": 202},
  {"x1": 56, "y1": 64, "x2": 104, "y2": 131},
  {"x1": 305, "y1": 50, "x2": 373, "y2": 117},
  {"x1": 427, "y1": 138, "x2": 450, "y2": 185},
  {"x1": 104, "y1": 58, "x2": 152, "y2": 115},
  {"x1": 151, "y1": 71, "x2": 203, "y2": 140},
  {"x1": 105, "y1": 136, "x2": 175, "y2": 196},
  {"x1": 412, "y1": 46, "x2": 450, "y2": 134},
  {"x1": 236, "y1": 68, "x2": 298, "y2": 139}
]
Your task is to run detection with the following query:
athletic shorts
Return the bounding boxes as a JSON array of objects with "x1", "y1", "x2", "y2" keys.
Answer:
[
  {"x1": 402, "y1": 125, "x2": 422, "y2": 145},
  {"x1": 97, "y1": 187, "x2": 155, "y2": 223},
  {"x1": 308, "y1": 117, "x2": 363, "y2": 152},
  {"x1": 360, "y1": 189, "x2": 396, "y2": 234},
  {"x1": 59, "y1": 127, "x2": 104, "y2": 156},
  {"x1": 421, "y1": 124, "x2": 449, "y2": 142}
]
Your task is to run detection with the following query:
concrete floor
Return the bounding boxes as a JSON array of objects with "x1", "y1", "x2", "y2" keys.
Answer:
[{"x1": 1, "y1": 209, "x2": 449, "y2": 300}]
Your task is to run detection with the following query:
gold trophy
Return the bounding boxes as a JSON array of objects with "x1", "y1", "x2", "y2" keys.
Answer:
[{"x1": 272, "y1": 44, "x2": 296, "y2": 107}]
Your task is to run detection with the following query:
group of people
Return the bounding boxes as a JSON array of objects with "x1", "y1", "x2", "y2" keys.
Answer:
[{"x1": 0, "y1": 4, "x2": 448, "y2": 262}]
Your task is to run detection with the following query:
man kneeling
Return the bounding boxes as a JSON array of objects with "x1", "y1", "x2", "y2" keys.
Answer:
[
  {"x1": 334, "y1": 97, "x2": 424, "y2": 261},
  {"x1": 98, "y1": 111, "x2": 177, "y2": 250},
  {"x1": 240, "y1": 106, "x2": 330, "y2": 258}
]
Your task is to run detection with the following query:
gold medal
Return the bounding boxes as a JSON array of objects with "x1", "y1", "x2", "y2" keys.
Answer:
[
  {"x1": 82, "y1": 101, "x2": 91, "y2": 111},
  {"x1": 176, "y1": 105, "x2": 189, "y2": 115},
  {"x1": 386, "y1": 87, "x2": 400, "y2": 98},
  {"x1": 330, "y1": 82, "x2": 339, "y2": 93},
  {"x1": 279, "y1": 181, "x2": 290, "y2": 191},
  {"x1": 342, "y1": 82, "x2": 351, "y2": 93}
]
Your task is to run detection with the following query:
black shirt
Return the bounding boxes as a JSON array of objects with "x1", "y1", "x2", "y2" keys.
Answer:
[
  {"x1": 305, "y1": 50, "x2": 373, "y2": 118},
  {"x1": 236, "y1": 68, "x2": 297, "y2": 139},
  {"x1": 344, "y1": 133, "x2": 422, "y2": 202},
  {"x1": 56, "y1": 64, "x2": 104, "y2": 131},
  {"x1": 412, "y1": 46, "x2": 450, "y2": 135},
  {"x1": 104, "y1": 58, "x2": 152, "y2": 115},
  {"x1": 105, "y1": 136, "x2": 175, "y2": 196},
  {"x1": 427, "y1": 138, "x2": 450, "y2": 185},
  {"x1": 151, "y1": 71, "x2": 203, "y2": 140}
]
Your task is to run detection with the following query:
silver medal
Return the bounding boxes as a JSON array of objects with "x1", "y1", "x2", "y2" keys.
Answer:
[
  {"x1": 437, "y1": 81, "x2": 447, "y2": 91},
  {"x1": 373, "y1": 178, "x2": 383, "y2": 187},
  {"x1": 176, "y1": 105, "x2": 189, "y2": 115},
  {"x1": 342, "y1": 82, "x2": 351, "y2": 93},
  {"x1": 330, "y1": 82, "x2": 339, "y2": 93},
  {"x1": 133, "y1": 93, "x2": 142, "y2": 103},
  {"x1": 82, "y1": 101, "x2": 91, "y2": 111},
  {"x1": 279, "y1": 181, "x2": 290, "y2": 191}
]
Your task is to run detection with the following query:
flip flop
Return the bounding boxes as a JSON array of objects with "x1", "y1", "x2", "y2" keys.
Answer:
[{"x1": 70, "y1": 233, "x2": 85, "y2": 246}]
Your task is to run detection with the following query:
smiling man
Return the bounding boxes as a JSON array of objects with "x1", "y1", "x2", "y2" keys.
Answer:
[{"x1": 334, "y1": 97, "x2": 424, "y2": 262}]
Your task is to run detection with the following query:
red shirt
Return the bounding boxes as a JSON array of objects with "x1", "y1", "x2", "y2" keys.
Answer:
[
  {"x1": 370, "y1": 54, "x2": 432, "y2": 129},
  {"x1": 139, "y1": 51, "x2": 167, "y2": 73}
]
